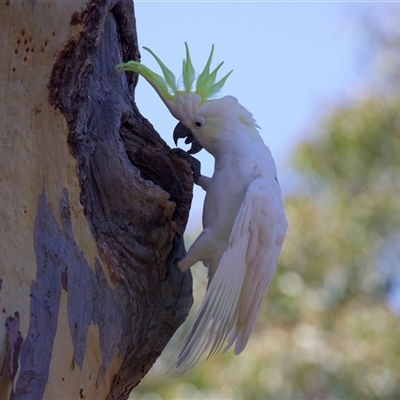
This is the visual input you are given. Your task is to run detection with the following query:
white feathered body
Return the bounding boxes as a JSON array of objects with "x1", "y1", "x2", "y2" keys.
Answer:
[
  {"x1": 202, "y1": 131, "x2": 281, "y2": 277},
  {"x1": 117, "y1": 44, "x2": 288, "y2": 373},
  {"x1": 176, "y1": 95, "x2": 288, "y2": 371}
]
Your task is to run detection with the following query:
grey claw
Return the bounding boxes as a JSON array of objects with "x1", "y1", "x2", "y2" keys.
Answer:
[{"x1": 171, "y1": 148, "x2": 201, "y2": 184}]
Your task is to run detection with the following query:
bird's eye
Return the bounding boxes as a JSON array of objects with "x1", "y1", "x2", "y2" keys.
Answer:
[{"x1": 193, "y1": 117, "x2": 205, "y2": 128}]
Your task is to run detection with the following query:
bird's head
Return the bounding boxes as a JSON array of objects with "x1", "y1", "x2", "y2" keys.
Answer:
[{"x1": 116, "y1": 43, "x2": 233, "y2": 154}]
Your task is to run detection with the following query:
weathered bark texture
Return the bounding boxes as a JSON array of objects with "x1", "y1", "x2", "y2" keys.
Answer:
[{"x1": 0, "y1": 1, "x2": 193, "y2": 399}]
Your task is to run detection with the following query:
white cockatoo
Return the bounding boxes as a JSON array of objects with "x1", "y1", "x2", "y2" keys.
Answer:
[{"x1": 117, "y1": 43, "x2": 288, "y2": 372}]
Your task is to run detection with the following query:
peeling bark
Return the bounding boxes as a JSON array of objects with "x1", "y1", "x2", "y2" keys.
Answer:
[
  {"x1": 1, "y1": 313, "x2": 23, "y2": 400},
  {"x1": 0, "y1": 0, "x2": 193, "y2": 399}
]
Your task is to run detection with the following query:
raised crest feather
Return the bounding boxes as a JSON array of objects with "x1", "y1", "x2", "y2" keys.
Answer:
[
  {"x1": 116, "y1": 42, "x2": 233, "y2": 103},
  {"x1": 142, "y1": 46, "x2": 178, "y2": 93}
]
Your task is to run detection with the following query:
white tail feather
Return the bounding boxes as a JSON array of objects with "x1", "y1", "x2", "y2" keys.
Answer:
[{"x1": 172, "y1": 178, "x2": 287, "y2": 372}]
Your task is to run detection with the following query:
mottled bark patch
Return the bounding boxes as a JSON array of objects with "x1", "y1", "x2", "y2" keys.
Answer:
[
  {"x1": 1, "y1": 312, "x2": 24, "y2": 400},
  {"x1": 47, "y1": 0, "x2": 194, "y2": 397},
  {"x1": 14, "y1": 189, "x2": 131, "y2": 399}
]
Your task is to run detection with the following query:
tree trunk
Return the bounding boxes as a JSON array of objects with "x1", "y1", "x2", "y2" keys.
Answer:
[{"x1": 0, "y1": 1, "x2": 193, "y2": 399}]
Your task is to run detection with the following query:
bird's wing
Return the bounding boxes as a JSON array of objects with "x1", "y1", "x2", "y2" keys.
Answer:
[{"x1": 174, "y1": 177, "x2": 288, "y2": 372}]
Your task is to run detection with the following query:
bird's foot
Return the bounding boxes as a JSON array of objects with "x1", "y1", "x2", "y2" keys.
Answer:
[
  {"x1": 171, "y1": 148, "x2": 201, "y2": 184},
  {"x1": 177, "y1": 258, "x2": 191, "y2": 273}
]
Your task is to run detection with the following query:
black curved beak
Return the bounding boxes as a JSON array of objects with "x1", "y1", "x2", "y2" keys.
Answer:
[{"x1": 173, "y1": 122, "x2": 203, "y2": 155}]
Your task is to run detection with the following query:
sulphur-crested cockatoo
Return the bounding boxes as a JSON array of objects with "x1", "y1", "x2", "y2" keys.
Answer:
[{"x1": 117, "y1": 43, "x2": 288, "y2": 372}]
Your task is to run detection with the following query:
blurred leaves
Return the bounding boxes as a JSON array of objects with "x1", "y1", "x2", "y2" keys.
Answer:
[{"x1": 130, "y1": 8, "x2": 400, "y2": 400}]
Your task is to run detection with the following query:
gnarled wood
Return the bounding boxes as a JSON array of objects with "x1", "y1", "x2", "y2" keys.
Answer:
[{"x1": 0, "y1": 1, "x2": 193, "y2": 398}]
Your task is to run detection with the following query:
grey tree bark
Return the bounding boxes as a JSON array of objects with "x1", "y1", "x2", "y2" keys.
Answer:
[{"x1": 0, "y1": 1, "x2": 193, "y2": 399}]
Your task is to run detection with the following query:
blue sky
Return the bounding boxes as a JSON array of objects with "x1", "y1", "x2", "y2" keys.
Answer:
[{"x1": 133, "y1": 1, "x2": 371, "y2": 229}]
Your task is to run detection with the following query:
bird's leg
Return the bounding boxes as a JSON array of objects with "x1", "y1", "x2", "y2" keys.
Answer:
[
  {"x1": 197, "y1": 175, "x2": 210, "y2": 191},
  {"x1": 177, "y1": 229, "x2": 213, "y2": 272}
]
